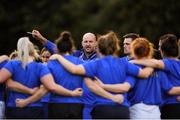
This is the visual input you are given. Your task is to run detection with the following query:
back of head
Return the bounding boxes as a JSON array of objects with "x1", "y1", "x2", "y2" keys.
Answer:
[
  {"x1": 98, "y1": 31, "x2": 120, "y2": 56},
  {"x1": 159, "y1": 34, "x2": 179, "y2": 57},
  {"x1": 123, "y1": 33, "x2": 140, "y2": 41},
  {"x1": 131, "y1": 37, "x2": 154, "y2": 59},
  {"x1": 56, "y1": 31, "x2": 74, "y2": 54},
  {"x1": 17, "y1": 37, "x2": 34, "y2": 68}
]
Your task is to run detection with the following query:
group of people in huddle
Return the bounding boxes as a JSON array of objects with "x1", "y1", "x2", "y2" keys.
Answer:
[{"x1": 0, "y1": 29, "x2": 180, "y2": 119}]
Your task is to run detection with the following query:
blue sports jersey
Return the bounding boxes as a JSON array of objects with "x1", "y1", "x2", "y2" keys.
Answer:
[
  {"x1": 83, "y1": 55, "x2": 139, "y2": 107},
  {"x1": 162, "y1": 58, "x2": 180, "y2": 104},
  {"x1": 48, "y1": 55, "x2": 84, "y2": 104},
  {"x1": 128, "y1": 68, "x2": 173, "y2": 106},
  {"x1": 0, "y1": 60, "x2": 8, "y2": 101},
  {"x1": 3, "y1": 60, "x2": 50, "y2": 107}
]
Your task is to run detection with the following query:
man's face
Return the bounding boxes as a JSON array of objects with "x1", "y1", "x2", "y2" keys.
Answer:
[
  {"x1": 82, "y1": 34, "x2": 97, "y2": 54},
  {"x1": 123, "y1": 38, "x2": 133, "y2": 55}
]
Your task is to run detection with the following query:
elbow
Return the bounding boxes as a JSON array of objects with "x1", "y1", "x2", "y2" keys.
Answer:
[
  {"x1": 45, "y1": 85, "x2": 56, "y2": 93},
  {"x1": 6, "y1": 83, "x2": 13, "y2": 90},
  {"x1": 120, "y1": 88, "x2": 130, "y2": 93},
  {"x1": 117, "y1": 87, "x2": 130, "y2": 93},
  {"x1": 6, "y1": 80, "x2": 14, "y2": 89},
  {"x1": 168, "y1": 90, "x2": 174, "y2": 95}
]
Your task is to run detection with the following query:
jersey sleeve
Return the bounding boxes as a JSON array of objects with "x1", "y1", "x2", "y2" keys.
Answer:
[
  {"x1": 39, "y1": 63, "x2": 51, "y2": 78},
  {"x1": 3, "y1": 61, "x2": 14, "y2": 74},
  {"x1": 83, "y1": 60, "x2": 97, "y2": 78},
  {"x1": 162, "y1": 59, "x2": 172, "y2": 72},
  {"x1": 124, "y1": 75, "x2": 136, "y2": 88},
  {"x1": 126, "y1": 62, "x2": 140, "y2": 77},
  {"x1": 44, "y1": 40, "x2": 57, "y2": 54},
  {"x1": 0, "y1": 60, "x2": 8, "y2": 69}
]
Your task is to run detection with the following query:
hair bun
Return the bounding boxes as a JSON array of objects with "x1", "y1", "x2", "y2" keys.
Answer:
[{"x1": 61, "y1": 31, "x2": 71, "y2": 41}]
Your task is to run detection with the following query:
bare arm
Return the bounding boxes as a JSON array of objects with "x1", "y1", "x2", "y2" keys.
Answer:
[
  {"x1": 41, "y1": 74, "x2": 83, "y2": 97},
  {"x1": 32, "y1": 30, "x2": 48, "y2": 45},
  {"x1": 0, "y1": 68, "x2": 11, "y2": 83},
  {"x1": 85, "y1": 77, "x2": 124, "y2": 104},
  {"x1": 16, "y1": 85, "x2": 48, "y2": 108},
  {"x1": 168, "y1": 87, "x2": 180, "y2": 95},
  {"x1": 50, "y1": 54, "x2": 85, "y2": 75},
  {"x1": 0, "y1": 55, "x2": 9, "y2": 63},
  {"x1": 137, "y1": 67, "x2": 154, "y2": 78},
  {"x1": 131, "y1": 59, "x2": 165, "y2": 69},
  {"x1": 94, "y1": 79, "x2": 131, "y2": 93},
  {"x1": 6, "y1": 79, "x2": 38, "y2": 94}
]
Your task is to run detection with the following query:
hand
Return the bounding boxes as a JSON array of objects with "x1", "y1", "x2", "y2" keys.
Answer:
[
  {"x1": 176, "y1": 96, "x2": 180, "y2": 102},
  {"x1": 71, "y1": 88, "x2": 83, "y2": 97},
  {"x1": 94, "y1": 77, "x2": 104, "y2": 88},
  {"x1": 30, "y1": 87, "x2": 39, "y2": 95},
  {"x1": 32, "y1": 30, "x2": 47, "y2": 42},
  {"x1": 49, "y1": 54, "x2": 60, "y2": 60},
  {"x1": 111, "y1": 94, "x2": 124, "y2": 104},
  {"x1": 16, "y1": 98, "x2": 29, "y2": 108}
]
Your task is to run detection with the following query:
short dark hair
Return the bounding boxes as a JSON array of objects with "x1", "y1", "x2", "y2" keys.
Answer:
[
  {"x1": 123, "y1": 33, "x2": 140, "y2": 41},
  {"x1": 159, "y1": 34, "x2": 179, "y2": 57}
]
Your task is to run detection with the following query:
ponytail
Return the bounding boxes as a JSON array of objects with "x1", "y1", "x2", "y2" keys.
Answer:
[{"x1": 17, "y1": 37, "x2": 34, "y2": 69}]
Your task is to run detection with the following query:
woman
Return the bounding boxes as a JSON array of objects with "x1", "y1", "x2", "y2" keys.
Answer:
[
  {"x1": 131, "y1": 34, "x2": 180, "y2": 119},
  {"x1": 50, "y1": 31, "x2": 153, "y2": 119},
  {"x1": 0, "y1": 37, "x2": 82, "y2": 118}
]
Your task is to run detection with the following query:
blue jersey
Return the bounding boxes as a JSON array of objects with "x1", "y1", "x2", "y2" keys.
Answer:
[
  {"x1": 0, "y1": 60, "x2": 8, "y2": 101},
  {"x1": 47, "y1": 55, "x2": 84, "y2": 104},
  {"x1": 128, "y1": 69, "x2": 173, "y2": 106},
  {"x1": 83, "y1": 55, "x2": 139, "y2": 107},
  {"x1": 162, "y1": 58, "x2": 180, "y2": 104},
  {"x1": 3, "y1": 60, "x2": 50, "y2": 107}
]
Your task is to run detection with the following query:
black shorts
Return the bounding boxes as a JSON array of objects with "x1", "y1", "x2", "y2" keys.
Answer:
[
  {"x1": 91, "y1": 104, "x2": 129, "y2": 119},
  {"x1": 48, "y1": 103, "x2": 84, "y2": 119},
  {"x1": 6, "y1": 107, "x2": 43, "y2": 119},
  {"x1": 161, "y1": 103, "x2": 180, "y2": 119}
]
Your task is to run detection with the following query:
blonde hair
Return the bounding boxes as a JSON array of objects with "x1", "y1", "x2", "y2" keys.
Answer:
[{"x1": 17, "y1": 37, "x2": 34, "y2": 68}]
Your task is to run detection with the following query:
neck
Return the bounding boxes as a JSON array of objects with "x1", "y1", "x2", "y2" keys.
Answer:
[
  {"x1": 28, "y1": 56, "x2": 34, "y2": 63},
  {"x1": 84, "y1": 51, "x2": 95, "y2": 58},
  {"x1": 62, "y1": 52, "x2": 70, "y2": 55}
]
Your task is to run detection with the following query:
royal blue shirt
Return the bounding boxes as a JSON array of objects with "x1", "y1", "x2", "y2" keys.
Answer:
[
  {"x1": 0, "y1": 60, "x2": 8, "y2": 101},
  {"x1": 48, "y1": 55, "x2": 84, "y2": 104},
  {"x1": 83, "y1": 55, "x2": 139, "y2": 107},
  {"x1": 3, "y1": 60, "x2": 50, "y2": 107},
  {"x1": 128, "y1": 68, "x2": 173, "y2": 106},
  {"x1": 162, "y1": 58, "x2": 180, "y2": 104}
]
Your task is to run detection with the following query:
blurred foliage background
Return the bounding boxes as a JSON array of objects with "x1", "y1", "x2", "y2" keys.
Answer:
[{"x1": 0, "y1": 0, "x2": 180, "y2": 55}]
